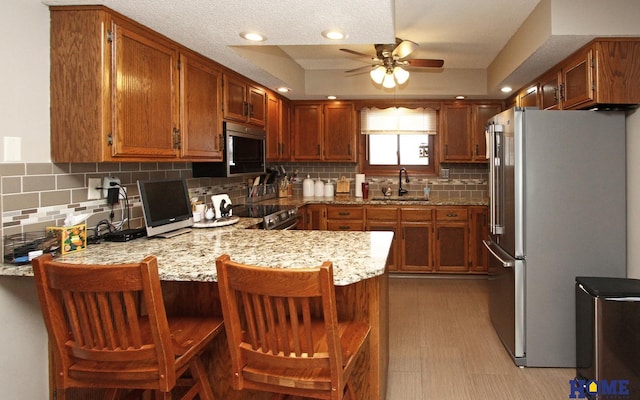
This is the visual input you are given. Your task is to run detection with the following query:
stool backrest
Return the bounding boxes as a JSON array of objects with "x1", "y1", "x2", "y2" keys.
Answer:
[
  {"x1": 216, "y1": 254, "x2": 344, "y2": 396},
  {"x1": 32, "y1": 254, "x2": 176, "y2": 391}
]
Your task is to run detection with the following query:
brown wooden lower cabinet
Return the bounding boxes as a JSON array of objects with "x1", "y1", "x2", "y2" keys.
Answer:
[
  {"x1": 434, "y1": 207, "x2": 469, "y2": 273},
  {"x1": 306, "y1": 203, "x2": 488, "y2": 274}
]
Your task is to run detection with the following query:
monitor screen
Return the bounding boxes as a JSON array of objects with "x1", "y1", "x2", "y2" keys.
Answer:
[{"x1": 137, "y1": 178, "x2": 193, "y2": 238}]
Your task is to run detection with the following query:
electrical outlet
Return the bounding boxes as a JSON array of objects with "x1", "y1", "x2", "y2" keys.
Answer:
[
  {"x1": 102, "y1": 176, "x2": 121, "y2": 198},
  {"x1": 119, "y1": 186, "x2": 127, "y2": 200},
  {"x1": 87, "y1": 178, "x2": 102, "y2": 200}
]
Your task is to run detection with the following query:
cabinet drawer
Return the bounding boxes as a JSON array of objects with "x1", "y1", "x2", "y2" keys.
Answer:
[
  {"x1": 400, "y1": 208, "x2": 433, "y2": 221},
  {"x1": 326, "y1": 207, "x2": 364, "y2": 220},
  {"x1": 436, "y1": 208, "x2": 468, "y2": 221},
  {"x1": 326, "y1": 221, "x2": 364, "y2": 231},
  {"x1": 366, "y1": 207, "x2": 398, "y2": 221}
]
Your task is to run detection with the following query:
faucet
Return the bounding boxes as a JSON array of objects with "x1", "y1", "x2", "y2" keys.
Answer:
[{"x1": 398, "y1": 168, "x2": 409, "y2": 196}]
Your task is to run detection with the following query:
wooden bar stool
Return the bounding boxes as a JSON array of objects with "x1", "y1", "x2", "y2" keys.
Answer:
[
  {"x1": 31, "y1": 254, "x2": 224, "y2": 400},
  {"x1": 215, "y1": 254, "x2": 370, "y2": 400}
]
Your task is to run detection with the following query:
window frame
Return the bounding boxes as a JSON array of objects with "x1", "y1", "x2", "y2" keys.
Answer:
[{"x1": 356, "y1": 102, "x2": 441, "y2": 177}]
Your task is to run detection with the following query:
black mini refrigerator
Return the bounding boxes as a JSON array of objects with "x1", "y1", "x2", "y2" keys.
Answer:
[{"x1": 575, "y1": 277, "x2": 640, "y2": 397}]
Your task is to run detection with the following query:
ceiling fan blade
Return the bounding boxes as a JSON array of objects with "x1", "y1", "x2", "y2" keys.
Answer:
[
  {"x1": 345, "y1": 64, "x2": 379, "y2": 74},
  {"x1": 340, "y1": 48, "x2": 377, "y2": 59},
  {"x1": 405, "y1": 58, "x2": 444, "y2": 68},
  {"x1": 392, "y1": 39, "x2": 418, "y2": 59}
]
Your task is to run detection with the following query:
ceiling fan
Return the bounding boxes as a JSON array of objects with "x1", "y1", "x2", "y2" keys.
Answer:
[{"x1": 340, "y1": 38, "x2": 444, "y2": 88}]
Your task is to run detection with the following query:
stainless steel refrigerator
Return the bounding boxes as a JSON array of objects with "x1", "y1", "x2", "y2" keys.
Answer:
[{"x1": 483, "y1": 107, "x2": 627, "y2": 367}]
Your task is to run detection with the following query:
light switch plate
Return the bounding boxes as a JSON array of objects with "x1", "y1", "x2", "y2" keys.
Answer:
[{"x1": 87, "y1": 178, "x2": 102, "y2": 200}]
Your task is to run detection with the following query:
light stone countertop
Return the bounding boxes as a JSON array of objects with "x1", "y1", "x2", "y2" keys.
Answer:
[
  {"x1": 1, "y1": 218, "x2": 393, "y2": 286},
  {"x1": 255, "y1": 195, "x2": 488, "y2": 207}
]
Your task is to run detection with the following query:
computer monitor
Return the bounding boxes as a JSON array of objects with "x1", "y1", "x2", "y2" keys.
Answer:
[{"x1": 137, "y1": 178, "x2": 193, "y2": 238}]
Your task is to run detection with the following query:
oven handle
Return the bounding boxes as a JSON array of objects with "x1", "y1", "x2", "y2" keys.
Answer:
[{"x1": 271, "y1": 217, "x2": 299, "y2": 230}]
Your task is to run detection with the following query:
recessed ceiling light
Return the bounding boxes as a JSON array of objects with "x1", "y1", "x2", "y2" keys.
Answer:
[
  {"x1": 240, "y1": 32, "x2": 266, "y2": 42},
  {"x1": 322, "y1": 30, "x2": 346, "y2": 40},
  {"x1": 327, "y1": 95, "x2": 337, "y2": 100},
  {"x1": 277, "y1": 87, "x2": 291, "y2": 93},
  {"x1": 455, "y1": 95, "x2": 465, "y2": 100},
  {"x1": 501, "y1": 86, "x2": 513, "y2": 93}
]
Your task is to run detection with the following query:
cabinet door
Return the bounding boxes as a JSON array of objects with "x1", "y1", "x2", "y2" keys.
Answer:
[
  {"x1": 518, "y1": 86, "x2": 539, "y2": 108},
  {"x1": 472, "y1": 104, "x2": 501, "y2": 162},
  {"x1": 435, "y1": 223, "x2": 468, "y2": 272},
  {"x1": 400, "y1": 222, "x2": 434, "y2": 272},
  {"x1": 441, "y1": 104, "x2": 472, "y2": 162},
  {"x1": 366, "y1": 207, "x2": 399, "y2": 271},
  {"x1": 540, "y1": 70, "x2": 561, "y2": 110},
  {"x1": 293, "y1": 104, "x2": 323, "y2": 160},
  {"x1": 223, "y1": 75, "x2": 248, "y2": 123},
  {"x1": 304, "y1": 204, "x2": 326, "y2": 230},
  {"x1": 266, "y1": 96, "x2": 281, "y2": 160},
  {"x1": 561, "y1": 49, "x2": 594, "y2": 109},
  {"x1": 367, "y1": 221, "x2": 398, "y2": 271},
  {"x1": 469, "y1": 206, "x2": 489, "y2": 273},
  {"x1": 323, "y1": 103, "x2": 356, "y2": 161},
  {"x1": 280, "y1": 100, "x2": 291, "y2": 159},
  {"x1": 50, "y1": 8, "x2": 110, "y2": 162},
  {"x1": 247, "y1": 86, "x2": 267, "y2": 126},
  {"x1": 180, "y1": 53, "x2": 223, "y2": 160},
  {"x1": 111, "y1": 20, "x2": 178, "y2": 158},
  {"x1": 434, "y1": 208, "x2": 469, "y2": 272}
]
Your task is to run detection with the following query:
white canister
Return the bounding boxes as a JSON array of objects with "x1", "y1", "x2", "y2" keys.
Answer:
[
  {"x1": 314, "y1": 179, "x2": 324, "y2": 197},
  {"x1": 303, "y1": 175, "x2": 314, "y2": 197},
  {"x1": 324, "y1": 180, "x2": 334, "y2": 197}
]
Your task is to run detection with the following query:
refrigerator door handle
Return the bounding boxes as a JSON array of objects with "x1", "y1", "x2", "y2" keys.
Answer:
[{"x1": 483, "y1": 240, "x2": 515, "y2": 268}]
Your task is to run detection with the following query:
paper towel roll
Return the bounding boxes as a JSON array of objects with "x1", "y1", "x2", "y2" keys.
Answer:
[{"x1": 355, "y1": 174, "x2": 365, "y2": 197}]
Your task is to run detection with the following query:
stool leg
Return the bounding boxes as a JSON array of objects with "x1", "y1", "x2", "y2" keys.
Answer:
[{"x1": 189, "y1": 357, "x2": 215, "y2": 400}]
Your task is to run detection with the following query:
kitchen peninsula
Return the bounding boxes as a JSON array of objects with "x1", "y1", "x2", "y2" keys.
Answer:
[{"x1": 0, "y1": 225, "x2": 393, "y2": 400}]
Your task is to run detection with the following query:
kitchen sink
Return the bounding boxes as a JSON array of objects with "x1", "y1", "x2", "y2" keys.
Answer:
[{"x1": 371, "y1": 197, "x2": 429, "y2": 202}]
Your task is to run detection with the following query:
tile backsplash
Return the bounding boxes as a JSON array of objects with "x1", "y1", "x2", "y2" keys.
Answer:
[
  {"x1": 1, "y1": 161, "x2": 487, "y2": 262},
  {"x1": 274, "y1": 162, "x2": 488, "y2": 200}
]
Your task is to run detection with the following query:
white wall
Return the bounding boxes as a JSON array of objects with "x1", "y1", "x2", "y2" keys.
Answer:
[
  {"x1": 627, "y1": 108, "x2": 640, "y2": 279},
  {"x1": 1, "y1": 0, "x2": 50, "y2": 163},
  {"x1": 1, "y1": 2, "x2": 51, "y2": 398}
]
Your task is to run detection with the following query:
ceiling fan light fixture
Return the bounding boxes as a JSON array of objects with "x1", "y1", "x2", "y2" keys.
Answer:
[
  {"x1": 370, "y1": 66, "x2": 386, "y2": 85},
  {"x1": 393, "y1": 67, "x2": 409, "y2": 85},
  {"x1": 382, "y1": 72, "x2": 396, "y2": 89}
]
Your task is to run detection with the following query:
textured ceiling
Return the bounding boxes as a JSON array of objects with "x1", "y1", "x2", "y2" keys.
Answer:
[{"x1": 43, "y1": 0, "x2": 627, "y2": 100}]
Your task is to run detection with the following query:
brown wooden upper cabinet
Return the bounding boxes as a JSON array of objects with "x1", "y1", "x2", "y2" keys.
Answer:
[
  {"x1": 223, "y1": 74, "x2": 267, "y2": 127},
  {"x1": 266, "y1": 95, "x2": 291, "y2": 161},
  {"x1": 179, "y1": 52, "x2": 223, "y2": 160},
  {"x1": 292, "y1": 102, "x2": 356, "y2": 162},
  {"x1": 441, "y1": 102, "x2": 501, "y2": 163},
  {"x1": 540, "y1": 38, "x2": 640, "y2": 110},
  {"x1": 50, "y1": 6, "x2": 223, "y2": 162}
]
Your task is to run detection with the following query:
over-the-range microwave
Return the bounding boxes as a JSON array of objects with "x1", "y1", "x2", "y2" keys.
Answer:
[{"x1": 192, "y1": 121, "x2": 266, "y2": 177}]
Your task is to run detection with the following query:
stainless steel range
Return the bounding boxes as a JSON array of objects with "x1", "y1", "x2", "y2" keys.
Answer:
[{"x1": 232, "y1": 204, "x2": 299, "y2": 230}]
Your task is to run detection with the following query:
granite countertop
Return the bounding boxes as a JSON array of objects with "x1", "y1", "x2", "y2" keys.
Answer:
[
  {"x1": 255, "y1": 195, "x2": 488, "y2": 207},
  {"x1": 0, "y1": 218, "x2": 393, "y2": 286}
]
